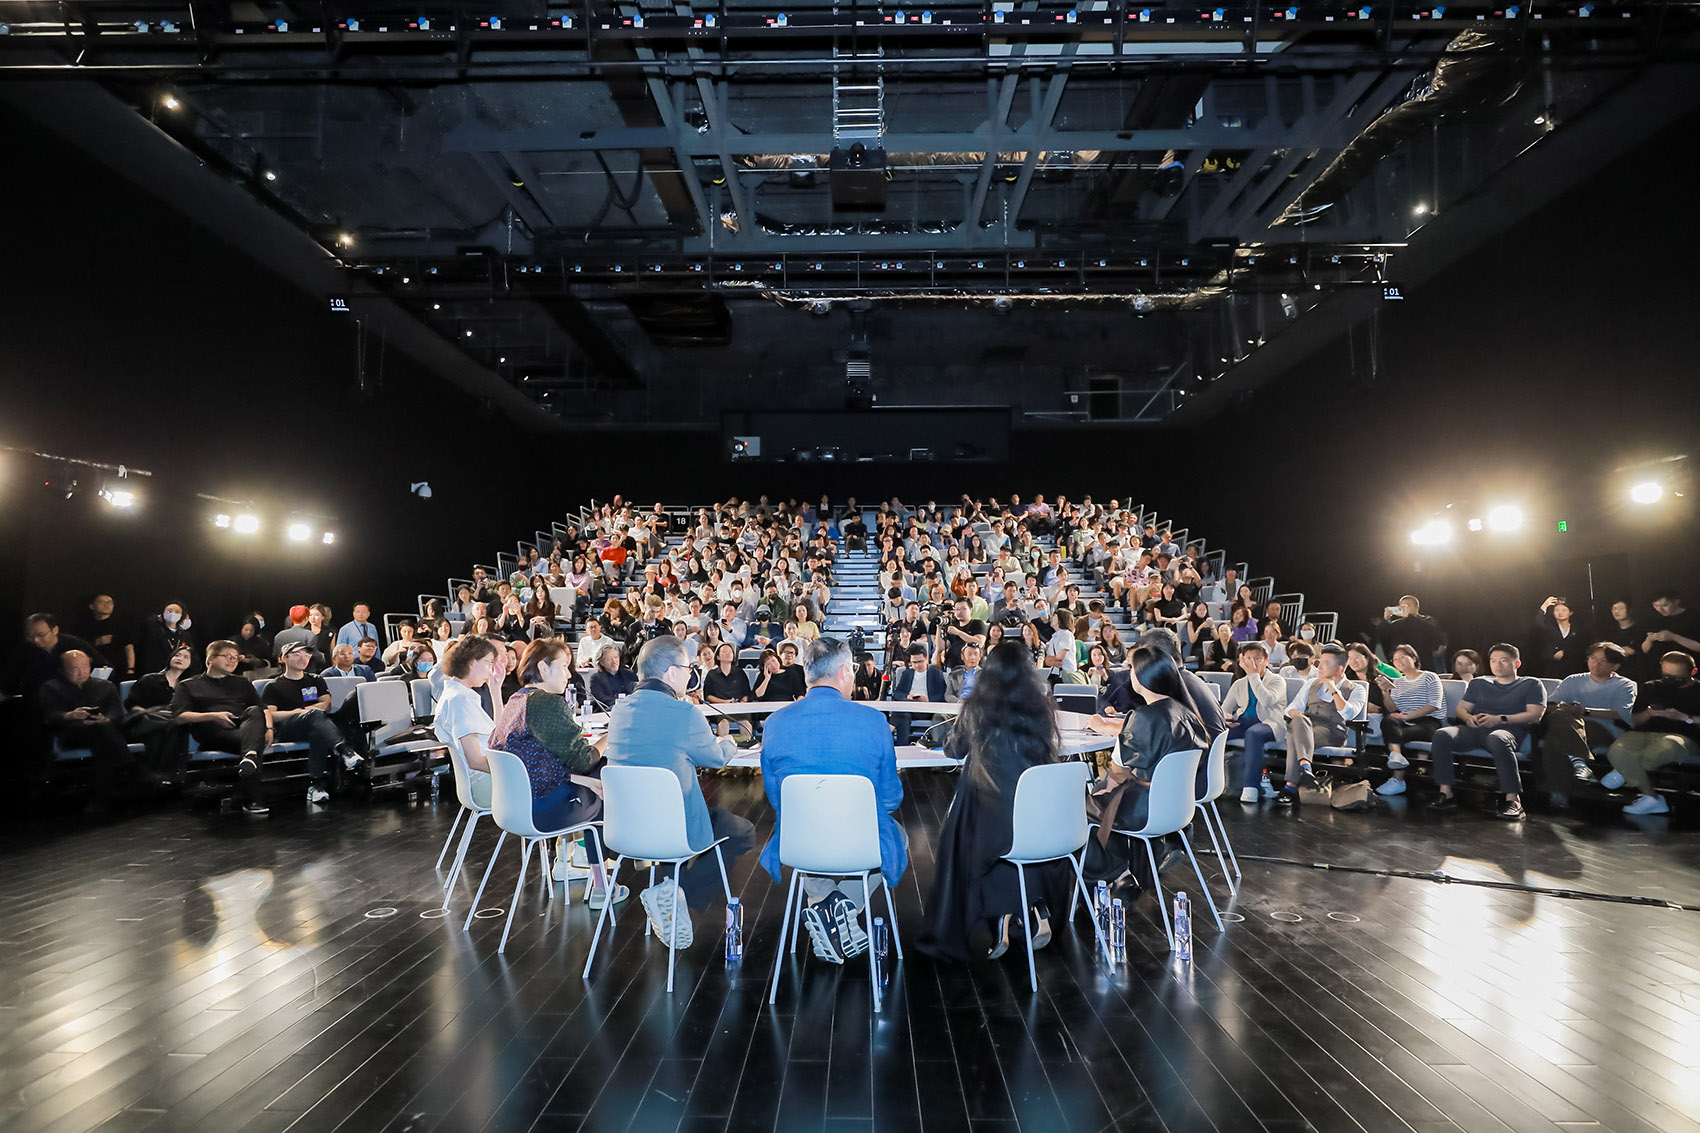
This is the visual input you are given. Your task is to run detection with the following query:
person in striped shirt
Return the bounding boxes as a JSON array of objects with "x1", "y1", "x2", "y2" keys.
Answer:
[{"x1": 1374, "y1": 644, "x2": 1445, "y2": 797}]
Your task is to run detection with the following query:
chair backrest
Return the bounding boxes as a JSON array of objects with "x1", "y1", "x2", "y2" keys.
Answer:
[
  {"x1": 600, "y1": 764, "x2": 696, "y2": 861},
  {"x1": 1440, "y1": 678, "x2": 1468, "y2": 722},
  {"x1": 1198, "y1": 729, "x2": 1229, "y2": 804},
  {"x1": 410, "y1": 678, "x2": 435, "y2": 719},
  {"x1": 1007, "y1": 762, "x2": 1092, "y2": 861},
  {"x1": 358, "y1": 678, "x2": 413, "y2": 726},
  {"x1": 1127, "y1": 748, "x2": 1203, "y2": 837},
  {"x1": 548, "y1": 587, "x2": 574, "y2": 611},
  {"x1": 120, "y1": 680, "x2": 135, "y2": 704},
  {"x1": 1198, "y1": 670, "x2": 1232, "y2": 701},
  {"x1": 486, "y1": 748, "x2": 548, "y2": 838},
  {"x1": 777, "y1": 774, "x2": 882, "y2": 874},
  {"x1": 325, "y1": 675, "x2": 363, "y2": 712},
  {"x1": 254, "y1": 678, "x2": 273, "y2": 698},
  {"x1": 435, "y1": 720, "x2": 483, "y2": 811}
]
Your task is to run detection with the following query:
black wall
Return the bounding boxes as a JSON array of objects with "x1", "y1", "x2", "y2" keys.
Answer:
[{"x1": 3, "y1": 102, "x2": 1697, "y2": 663}]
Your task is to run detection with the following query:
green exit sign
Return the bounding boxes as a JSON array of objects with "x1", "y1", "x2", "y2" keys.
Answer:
[{"x1": 1557, "y1": 520, "x2": 1569, "y2": 532}]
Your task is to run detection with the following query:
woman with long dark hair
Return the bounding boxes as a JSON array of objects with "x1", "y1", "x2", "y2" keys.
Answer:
[
  {"x1": 920, "y1": 642, "x2": 1075, "y2": 962},
  {"x1": 1084, "y1": 644, "x2": 1209, "y2": 883}
]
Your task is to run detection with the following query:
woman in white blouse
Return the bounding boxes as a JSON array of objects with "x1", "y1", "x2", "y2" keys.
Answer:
[
  {"x1": 434, "y1": 635, "x2": 501, "y2": 810},
  {"x1": 1374, "y1": 643, "x2": 1445, "y2": 797}
]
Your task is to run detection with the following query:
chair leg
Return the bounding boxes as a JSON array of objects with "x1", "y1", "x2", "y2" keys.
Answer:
[
  {"x1": 714, "y1": 845, "x2": 733, "y2": 904},
  {"x1": 499, "y1": 838, "x2": 534, "y2": 954},
  {"x1": 582, "y1": 855, "x2": 624, "y2": 979},
  {"x1": 1196, "y1": 806, "x2": 1237, "y2": 896},
  {"x1": 463, "y1": 830, "x2": 508, "y2": 931},
  {"x1": 769, "y1": 869, "x2": 801, "y2": 1006},
  {"x1": 666, "y1": 861, "x2": 683, "y2": 994},
  {"x1": 436, "y1": 805, "x2": 466, "y2": 870},
  {"x1": 789, "y1": 872, "x2": 808, "y2": 954},
  {"x1": 1070, "y1": 852, "x2": 1112, "y2": 964},
  {"x1": 1142, "y1": 837, "x2": 1174, "y2": 951},
  {"x1": 863, "y1": 874, "x2": 880, "y2": 1015},
  {"x1": 1015, "y1": 863, "x2": 1037, "y2": 993},
  {"x1": 1179, "y1": 832, "x2": 1225, "y2": 932},
  {"x1": 1208, "y1": 801, "x2": 1242, "y2": 884},
  {"x1": 882, "y1": 878, "x2": 904, "y2": 960},
  {"x1": 585, "y1": 827, "x2": 610, "y2": 911},
  {"x1": 441, "y1": 811, "x2": 481, "y2": 907}
]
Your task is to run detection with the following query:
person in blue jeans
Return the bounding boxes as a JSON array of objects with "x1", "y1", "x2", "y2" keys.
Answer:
[
  {"x1": 1220, "y1": 642, "x2": 1288, "y2": 802},
  {"x1": 760, "y1": 637, "x2": 908, "y2": 964}
]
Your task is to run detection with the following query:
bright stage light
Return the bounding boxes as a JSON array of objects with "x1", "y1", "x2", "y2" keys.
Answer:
[
  {"x1": 1466, "y1": 517, "x2": 1483, "y2": 532},
  {"x1": 100, "y1": 487, "x2": 136, "y2": 509},
  {"x1": 321, "y1": 531, "x2": 337, "y2": 545},
  {"x1": 287, "y1": 522, "x2": 311, "y2": 542},
  {"x1": 1630, "y1": 481, "x2": 1663, "y2": 505},
  {"x1": 233, "y1": 514, "x2": 260, "y2": 534},
  {"x1": 1486, "y1": 505, "x2": 1524, "y2": 532},
  {"x1": 213, "y1": 513, "x2": 232, "y2": 528},
  {"x1": 1411, "y1": 520, "x2": 1452, "y2": 547}
]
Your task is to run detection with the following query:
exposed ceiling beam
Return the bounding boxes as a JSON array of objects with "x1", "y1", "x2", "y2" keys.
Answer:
[{"x1": 0, "y1": 79, "x2": 563, "y2": 431}]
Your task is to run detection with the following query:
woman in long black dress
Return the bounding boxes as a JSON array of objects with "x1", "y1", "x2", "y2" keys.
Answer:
[
  {"x1": 921, "y1": 642, "x2": 1075, "y2": 961},
  {"x1": 1083, "y1": 644, "x2": 1209, "y2": 884}
]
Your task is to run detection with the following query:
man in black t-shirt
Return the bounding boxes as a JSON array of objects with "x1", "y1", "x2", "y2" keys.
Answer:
[
  {"x1": 1602, "y1": 650, "x2": 1700, "y2": 816},
  {"x1": 170, "y1": 640, "x2": 269, "y2": 814},
  {"x1": 264, "y1": 642, "x2": 364, "y2": 804},
  {"x1": 939, "y1": 599, "x2": 987, "y2": 669}
]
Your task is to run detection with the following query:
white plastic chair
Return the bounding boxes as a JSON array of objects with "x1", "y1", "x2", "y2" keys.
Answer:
[
  {"x1": 1099, "y1": 749, "x2": 1224, "y2": 951},
  {"x1": 581, "y1": 764, "x2": 734, "y2": 993},
  {"x1": 435, "y1": 725, "x2": 491, "y2": 911},
  {"x1": 464, "y1": 749, "x2": 604, "y2": 953},
  {"x1": 1192, "y1": 730, "x2": 1243, "y2": 897},
  {"x1": 767, "y1": 774, "x2": 902, "y2": 1014},
  {"x1": 1002, "y1": 762, "x2": 1111, "y2": 992}
]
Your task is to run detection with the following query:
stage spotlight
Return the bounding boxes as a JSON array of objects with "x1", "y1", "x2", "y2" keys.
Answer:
[
  {"x1": 1413, "y1": 203, "x2": 1428, "y2": 216},
  {"x1": 1466, "y1": 517, "x2": 1483, "y2": 532},
  {"x1": 1410, "y1": 520, "x2": 1452, "y2": 547},
  {"x1": 1630, "y1": 481, "x2": 1663, "y2": 505},
  {"x1": 321, "y1": 531, "x2": 337, "y2": 545},
  {"x1": 233, "y1": 514, "x2": 260, "y2": 534},
  {"x1": 410, "y1": 481, "x2": 433, "y2": 499},
  {"x1": 1486, "y1": 505, "x2": 1524, "y2": 532},
  {"x1": 337, "y1": 233, "x2": 354, "y2": 247},
  {"x1": 213, "y1": 513, "x2": 232, "y2": 528},
  {"x1": 287, "y1": 521, "x2": 311, "y2": 542},
  {"x1": 264, "y1": 169, "x2": 278, "y2": 182},
  {"x1": 99, "y1": 487, "x2": 136, "y2": 509},
  {"x1": 162, "y1": 94, "x2": 180, "y2": 110}
]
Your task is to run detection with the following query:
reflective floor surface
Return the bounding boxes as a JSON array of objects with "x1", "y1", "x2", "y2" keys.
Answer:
[{"x1": 2, "y1": 774, "x2": 1698, "y2": 1133}]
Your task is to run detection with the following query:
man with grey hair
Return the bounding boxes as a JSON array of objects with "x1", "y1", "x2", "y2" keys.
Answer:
[
  {"x1": 757, "y1": 637, "x2": 907, "y2": 964},
  {"x1": 604, "y1": 636, "x2": 754, "y2": 948}
]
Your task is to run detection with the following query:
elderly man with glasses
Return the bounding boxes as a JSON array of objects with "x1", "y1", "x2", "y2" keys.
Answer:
[{"x1": 603, "y1": 636, "x2": 756, "y2": 949}]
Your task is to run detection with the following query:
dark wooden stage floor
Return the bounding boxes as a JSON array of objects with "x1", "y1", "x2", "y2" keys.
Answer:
[{"x1": 3, "y1": 772, "x2": 1699, "y2": 1133}]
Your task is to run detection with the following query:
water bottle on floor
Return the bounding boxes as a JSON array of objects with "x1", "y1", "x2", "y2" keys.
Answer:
[
  {"x1": 725, "y1": 898, "x2": 744, "y2": 963},
  {"x1": 1109, "y1": 899, "x2": 1126, "y2": 964},
  {"x1": 1174, "y1": 892, "x2": 1192, "y2": 962},
  {"x1": 429, "y1": 769, "x2": 440, "y2": 804},
  {"x1": 872, "y1": 917, "x2": 889, "y2": 990},
  {"x1": 1095, "y1": 880, "x2": 1111, "y2": 939}
]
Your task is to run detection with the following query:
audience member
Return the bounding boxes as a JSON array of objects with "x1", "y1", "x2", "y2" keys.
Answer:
[
  {"x1": 1533, "y1": 596, "x2": 1588, "y2": 678},
  {"x1": 1428, "y1": 643, "x2": 1546, "y2": 820},
  {"x1": 588, "y1": 644, "x2": 638, "y2": 709},
  {"x1": 336, "y1": 604, "x2": 379, "y2": 649},
  {"x1": 74, "y1": 594, "x2": 135, "y2": 680},
  {"x1": 322, "y1": 643, "x2": 376, "y2": 682},
  {"x1": 1222, "y1": 642, "x2": 1286, "y2": 804},
  {"x1": 1376, "y1": 594, "x2": 1444, "y2": 669},
  {"x1": 434, "y1": 636, "x2": 500, "y2": 814},
  {"x1": 170, "y1": 641, "x2": 269, "y2": 815},
  {"x1": 1601, "y1": 650, "x2": 1699, "y2": 816},
  {"x1": 1273, "y1": 645, "x2": 1367, "y2": 808},
  {"x1": 39, "y1": 650, "x2": 132, "y2": 814},
  {"x1": 137, "y1": 602, "x2": 195, "y2": 676},
  {"x1": 1374, "y1": 643, "x2": 1445, "y2": 797},
  {"x1": 1541, "y1": 642, "x2": 1635, "y2": 793},
  {"x1": 604, "y1": 637, "x2": 754, "y2": 947},
  {"x1": 263, "y1": 642, "x2": 364, "y2": 804},
  {"x1": 1450, "y1": 648, "x2": 1483, "y2": 683}
]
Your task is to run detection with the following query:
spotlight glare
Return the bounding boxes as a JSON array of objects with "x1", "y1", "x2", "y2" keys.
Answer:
[
  {"x1": 1486, "y1": 505, "x2": 1524, "y2": 532},
  {"x1": 1413, "y1": 203, "x2": 1428, "y2": 216},
  {"x1": 263, "y1": 169, "x2": 277, "y2": 182},
  {"x1": 213, "y1": 513, "x2": 232, "y2": 528},
  {"x1": 1630, "y1": 481, "x2": 1663, "y2": 505},
  {"x1": 100, "y1": 488, "x2": 136, "y2": 509},
  {"x1": 287, "y1": 521, "x2": 311, "y2": 542},
  {"x1": 1466, "y1": 517, "x2": 1483, "y2": 532},
  {"x1": 162, "y1": 94, "x2": 180, "y2": 110},
  {"x1": 233, "y1": 513, "x2": 260, "y2": 535},
  {"x1": 1410, "y1": 520, "x2": 1453, "y2": 547},
  {"x1": 321, "y1": 531, "x2": 337, "y2": 545}
]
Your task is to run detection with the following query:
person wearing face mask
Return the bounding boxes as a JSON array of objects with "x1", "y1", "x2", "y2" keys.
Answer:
[
  {"x1": 1278, "y1": 641, "x2": 1316, "y2": 678},
  {"x1": 385, "y1": 643, "x2": 436, "y2": 680},
  {"x1": 138, "y1": 602, "x2": 195, "y2": 676},
  {"x1": 603, "y1": 637, "x2": 755, "y2": 948}
]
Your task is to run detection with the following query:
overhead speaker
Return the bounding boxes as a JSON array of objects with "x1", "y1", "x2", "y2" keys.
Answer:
[{"x1": 829, "y1": 143, "x2": 887, "y2": 209}]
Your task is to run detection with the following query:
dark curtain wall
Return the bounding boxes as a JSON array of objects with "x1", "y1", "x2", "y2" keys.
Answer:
[{"x1": 3, "y1": 103, "x2": 1697, "y2": 662}]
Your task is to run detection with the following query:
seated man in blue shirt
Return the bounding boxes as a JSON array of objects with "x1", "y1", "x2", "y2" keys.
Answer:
[
  {"x1": 604, "y1": 636, "x2": 755, "y2": 948},
  {"x1": 760, "y1": 637, "x2": 908, "y2": 964}
]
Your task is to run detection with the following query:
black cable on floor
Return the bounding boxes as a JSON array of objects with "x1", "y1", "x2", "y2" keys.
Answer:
[{"x1": 1194, "y1": 848, "x2": 1700, "y2": 912}]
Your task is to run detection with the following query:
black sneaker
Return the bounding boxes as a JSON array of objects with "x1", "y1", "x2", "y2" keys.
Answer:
[
  {"x1": 1296, "y1": 765, "x2": 1320, "y2": 792},
  {"x1": 802, "y1": 901, "x2": 846, "y2": 964},
  {"x1": 1428, "y1": 793, "x2": 1458, "y2": 812},
  {"x1": 243, "y1": 799, "x2": 271, "y2": 816},
  {"x1": 1274, "y1": 789, "x2": 1298, "y2": 808},
  {"x1": 825, "y1": 892, "x2": 869, "y2": 958},
  {"x1": 1497, "y1": 799, "x2": 1526, "y2": 821}
]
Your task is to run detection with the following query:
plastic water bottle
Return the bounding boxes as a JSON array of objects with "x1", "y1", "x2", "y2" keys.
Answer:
[
  {"x1": 871, "y1": 916, "x2": 889, "y2": 990},
  {"x1": 725, "y1": 898, "x2": 744, "y2": 963},
  {"x1": 1174, "y1": 892, "x2": 1193, "y2": 962},
  {"x1": 1095, "y1": 880, "x2": 1111, "y2": 939},
  {"x1": 429, "y1": 769, "x2": 441, "y2": 803},
  {"x1": 1109, "y1": 899, "x2": 1126, "y2": 963}
]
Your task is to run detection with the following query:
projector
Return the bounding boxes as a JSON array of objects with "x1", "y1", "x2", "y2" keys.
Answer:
[{"x1": 829, "y1": 143, "x2": 887, "y2": 209}]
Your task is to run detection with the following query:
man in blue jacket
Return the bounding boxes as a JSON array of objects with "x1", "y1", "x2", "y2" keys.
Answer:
[
  {"x1": 760, "y1": 637, "x2": 908, "y2": 963},
  {"x1": 887, "y1": 642, "x2": 946, "y2": 745},
  {"x1": 605, "y1": 636, "x2": 753, "y2": 949}
]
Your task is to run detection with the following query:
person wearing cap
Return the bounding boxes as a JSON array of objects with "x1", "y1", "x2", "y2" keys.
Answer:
[
  {"x1": 747, "y1": 605, "x2": 782, "y2": 649},
  {"x1": 264, "y1": 642, "x2": 365, "y2": 805}
]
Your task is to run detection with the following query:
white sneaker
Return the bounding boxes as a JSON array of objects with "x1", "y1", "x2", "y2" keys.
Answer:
[
  {"x1": 1386, "y1": 752, "x2": 1410, "y2": 770},
  {"x1": 1600, "y1": 770, "x2": 1626, "y2": 791},
  {"x1": 306, "y1": 784, "x2": 330, "y2": 805},
  {"x1": 587, "y1": 884, "x2": 629, "y2": 910},
  {"x1": 1239, "y1": 786, "x2": 1259, "y2": 804},
  {"x1": 1623, "y1": 794, "x2": 1670, "y2": 816},
  {"x1": 640, "y1": 881, "x2": 692, "y2": 948},
  {"x1": 1376, "y1": 778, "x2": 1406, "y2": 797}
]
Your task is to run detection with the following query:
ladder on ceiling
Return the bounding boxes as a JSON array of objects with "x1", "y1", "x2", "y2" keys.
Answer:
[{"x1": 832, "y1": 46, "x2": 885, "y2": 146}]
